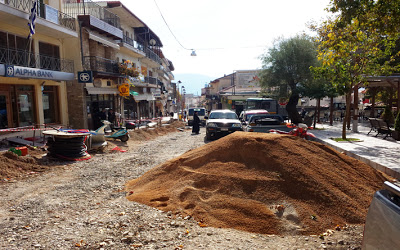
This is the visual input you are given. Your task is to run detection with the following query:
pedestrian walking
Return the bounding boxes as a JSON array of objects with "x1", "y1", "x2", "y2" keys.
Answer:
[{"x1": 192, "y1": 111, "x2": 200, "y2": 134}]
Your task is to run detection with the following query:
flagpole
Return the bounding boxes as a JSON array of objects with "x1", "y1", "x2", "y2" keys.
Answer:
[{"x1": 27, "y1": 0, "x2": 38, "y2": 67}]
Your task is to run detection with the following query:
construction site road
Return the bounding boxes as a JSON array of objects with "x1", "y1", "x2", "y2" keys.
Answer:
[{"x1": 0, "y1": 127, "x2": 364, "y2": 249}]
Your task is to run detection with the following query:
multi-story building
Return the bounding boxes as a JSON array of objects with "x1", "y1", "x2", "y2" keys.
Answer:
[
  {"x1": 0, "y1": 0, "x2": 175, "y2": 133},
  {"x1": 202, "y1": 70, "x2": 261, "y2": 114},
  {"x1": 101, "y1": 1, "x2": 174, "y2": 120},
  {"x1": 0, "y1": 0, "x2": 77, "y2": 132}
]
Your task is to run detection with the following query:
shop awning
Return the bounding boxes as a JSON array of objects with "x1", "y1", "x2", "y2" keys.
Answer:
[
  {"x1": 130, "y1": 91, "x2": 139, "y2": 96},
  {"x1": 88, "y1": 30, "x2": 120, "y2": 50},
  {"x1": 134, "y1": 93, "x2": 155, "y2": 101},
  {"x1": 86, "y1": 87, "x2": 118, "y2": 95}
]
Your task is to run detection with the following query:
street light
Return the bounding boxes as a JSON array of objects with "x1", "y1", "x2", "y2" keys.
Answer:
[{"x1": 181, "y1": 86, "x2": 185, "y2": 119}]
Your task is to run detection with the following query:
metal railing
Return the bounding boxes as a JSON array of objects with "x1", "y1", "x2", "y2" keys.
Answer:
[
  {"x1": 122, "y1": 35, "x2": 144, "y2": 52},
  {"x1": 0, "y1": 46, "x2": 74, "y2": 73},
  {"x1": 144, "y1": 76, "x2": 157, "y2": 85},
  {"x1": 62, "y1": 0, "x2": 120, "y2": 29},
  {"x1": 83, "y1": 56, "x2": 119, "y2": 74},
  {"x1": 4, "y1": 0, "x2": 76, "y2": 32},
  {"x1": 145, "y1": 48, "x2": 161, "y2": 65}
]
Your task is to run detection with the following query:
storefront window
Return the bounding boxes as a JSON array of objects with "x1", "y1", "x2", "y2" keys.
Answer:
[
  {"x1": 0, "y1": 94, "x2": 8, "y2": 129},
  {"x1": 16, "y1": 85, "x2": 35, "y2": 126},
  {"x1": 43, "y1": 86, "x2": 59, "y2": 124}
]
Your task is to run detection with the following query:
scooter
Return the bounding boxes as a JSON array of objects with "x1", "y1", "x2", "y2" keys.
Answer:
[
  {"x1": 269, "y1": 123, "x2": 316, "y2": 140},
  {"x1": 102, "y1": 120, "x2": 130, "y2": 142},
  {"x1": 93, "y1": 120, "x2": 129, "y2": 142}
]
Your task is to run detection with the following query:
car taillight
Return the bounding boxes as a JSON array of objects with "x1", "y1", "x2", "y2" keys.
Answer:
[{"x1": 249, "y1": 129, "x2": 254, "y2": 132}]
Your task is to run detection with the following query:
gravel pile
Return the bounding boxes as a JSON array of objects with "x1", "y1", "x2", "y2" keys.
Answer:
[{"x1": 0, "y1": 128, "x2": 368, "y2": 249}]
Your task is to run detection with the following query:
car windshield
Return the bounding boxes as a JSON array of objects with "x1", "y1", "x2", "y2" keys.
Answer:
[{"x1": 209, "y1": 112, "x2": 238, "y2": 119}]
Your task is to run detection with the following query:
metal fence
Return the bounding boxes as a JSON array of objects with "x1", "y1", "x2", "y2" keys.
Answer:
[
  {"x1": 145, "y1": 48, "x2": 161, "y2": 65},
  {"x1": 62, "y1": 0, "x2": 120, "y2": 29},
  {"x1": 83, "y1": 56, "x2": 118, "y2": 74},
  {"x1": 4, "y1": 0, "x2": 76, "y2": 32},
  {"x1": 122, "y1": 35, "x2": 144, "y2": 52},
  {"x1": 0, "y1": 46, "x2": 74, "y2": 73}
]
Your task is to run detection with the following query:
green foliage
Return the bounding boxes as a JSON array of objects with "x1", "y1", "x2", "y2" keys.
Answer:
[
  {"x1": 395, "y1": 111, "x2": 400, "y2": 132},
  {"x1": 259, "y1": 35, "x2": 319, "y2": 123},
  {"x1": 260, "y1": 34, "x2": 318, "y2": 91},
  {"x1": 381, "y1": 106, "x2": 394, "y2": 124}
]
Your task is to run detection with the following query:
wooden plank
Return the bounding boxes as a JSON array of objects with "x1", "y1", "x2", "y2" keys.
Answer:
[{"x1": 6, "y1": 137, "x2": 45, "y2": 147}]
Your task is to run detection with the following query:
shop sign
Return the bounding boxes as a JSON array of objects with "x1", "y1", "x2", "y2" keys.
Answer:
[
  {"x1": 118, "y1": 84, "x2": 130, "y2": 96},
  {"x1": 45, "y1": 5, "x2": 59, "y2": 24},
  {"x1": 4, "y1": 65, "x2": 74, "y2": 81},
  {"x1": 78, "y1": 71, "x2": 93, "y2": 83}
]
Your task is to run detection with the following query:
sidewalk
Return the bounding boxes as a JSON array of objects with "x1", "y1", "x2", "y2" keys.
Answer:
[{"x1": 311, "y1": 120, "x2": 400, "y2": 179}]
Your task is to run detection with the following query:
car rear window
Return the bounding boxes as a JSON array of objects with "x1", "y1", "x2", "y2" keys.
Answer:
[{"x1": 189, "y1": 109, "x2": 205, "y2": 116}]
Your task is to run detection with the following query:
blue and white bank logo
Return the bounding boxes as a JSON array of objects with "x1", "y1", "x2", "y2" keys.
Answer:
[{"x1": 6, "y1": 65, "x2": 14, "y2": 77}]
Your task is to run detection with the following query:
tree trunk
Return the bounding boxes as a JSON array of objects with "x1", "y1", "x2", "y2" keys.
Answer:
[
  {"x1": 329, "y1": 96, "x2": 334, "y2": 126},
  {"x1": 317, "y1": 98, "x2": 321, "y2": 123},
  {"x1": 286, "y1": 93, "x2": 302, "y2": 124},
  {"x1": 342, "y1": 92, "x2": 352, "y2": 139},
  {"x1": 313, "y1": 105, "x2": 317, "y2": 128}
]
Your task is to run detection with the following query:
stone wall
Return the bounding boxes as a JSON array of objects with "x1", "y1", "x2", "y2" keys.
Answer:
[{"x1": 66, "y1": 80, "x2": 88, "y2": 129}]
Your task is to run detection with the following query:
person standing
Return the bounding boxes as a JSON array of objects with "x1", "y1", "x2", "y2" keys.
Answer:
[
  {"x1": 192, "y1": 111, "x2": 200, "y2": 134},
  {"x1": 108, "y1": 109, "x2": 116, "y2": 127}
]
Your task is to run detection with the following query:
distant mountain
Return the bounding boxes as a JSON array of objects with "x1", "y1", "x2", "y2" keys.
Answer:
[{"x1": 173, "y1": 73, "x2": 217, "y2": 96}]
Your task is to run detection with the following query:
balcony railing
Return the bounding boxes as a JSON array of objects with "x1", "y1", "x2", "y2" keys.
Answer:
[
  {"x1": 122, "y1": 35, "x2": 144, "y2": 52},
  {"x1": 83, "y1": 56, "x2": 119, "y2": 74},
  {"x1": 3, "y1": 0, "x2": 76, "y2": 32},
  {"x1": 144, "y1": 76, "x2": 157, "y2": 85},
  {"x1": 0, "y1": 46, "x2": 74, "y2": 73},
  {"x1": 145, "y1": 48, "x2": 161, "y2": 65},
  {"x1": 62, "y1": 0, "x2": 120, "y2": 29}
]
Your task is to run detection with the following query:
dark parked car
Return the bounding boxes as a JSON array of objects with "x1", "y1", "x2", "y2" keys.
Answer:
[
  {"x1": 205, "y1": 109, "x2": 242, "y2": 140},
  {"x1": 244, "y1": 114, "x2": 290, "y2": 133}
]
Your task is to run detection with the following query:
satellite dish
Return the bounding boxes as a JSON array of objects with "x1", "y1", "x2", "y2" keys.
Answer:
[{"x1": 149, "y1": 39, "x2": 156, "y2": 46}]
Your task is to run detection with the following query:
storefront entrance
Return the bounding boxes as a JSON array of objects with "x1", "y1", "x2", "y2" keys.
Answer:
[{"x1": 0, "y1": 91, "x2": 11, "y2": 129}]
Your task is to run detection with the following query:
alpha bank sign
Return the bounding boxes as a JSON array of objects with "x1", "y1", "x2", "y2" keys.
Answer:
[{"x1": 2, "y1": 65, "x2": 74, "y2": 81}]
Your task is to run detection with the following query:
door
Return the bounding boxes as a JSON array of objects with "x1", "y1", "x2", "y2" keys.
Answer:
[{"x1": 0, "y1": 91, "x2": 11, "y2": 129}]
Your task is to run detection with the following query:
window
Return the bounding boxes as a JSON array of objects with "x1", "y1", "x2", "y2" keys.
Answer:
[
  {"x1": 16, "y1": 85, "x2": 35, "y2": 127},
  {"x1": 39, "y1": 41, "x2": 60, "y2": 70},
  {"x1": 43, "y1": 86, "x2": 59, "y2": 124}
]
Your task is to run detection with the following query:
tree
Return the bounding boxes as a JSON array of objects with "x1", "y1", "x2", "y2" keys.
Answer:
[
  {"x1": 312, "y1": 4, "x2": 400, "y2": 139},
  {"x1": 299, "y1": 78, "x2": 338, "y2": 126},
  {"x1": 259, "y1": 35, "x2": 319, "y2": 124}
]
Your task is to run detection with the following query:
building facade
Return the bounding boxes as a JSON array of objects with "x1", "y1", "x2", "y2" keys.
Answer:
[{"x1": 0, "y1": 0, "x2": 77, "y2": 132}]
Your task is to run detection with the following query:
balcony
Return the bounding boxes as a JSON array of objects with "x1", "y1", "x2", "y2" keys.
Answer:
[
  {"x1": 1, "y1": 0, "x2": 77, "y2": 36},
  {"x1": 140, "y1": 48, "x2": 161, "y2": 67},
  {"x1": 0, "y1": 46, "x2": 74, "y2": 73},
  {"x1": 144, "y1": 76, "x2": 158, "y2": 85},
  {"x1": 62, "y1": 0, "x2": 122, "y2": 39},
  {"x1": 83, "y1": 56, "x2": 119, "y2": 76},
  {"x1": 119, "y1": 35, "x2": 145, "y2": 57}
]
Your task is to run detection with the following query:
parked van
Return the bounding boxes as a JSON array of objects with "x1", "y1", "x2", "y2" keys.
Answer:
[{"x1": 188, "y1": 108, "x2": 206, "y2": 126}]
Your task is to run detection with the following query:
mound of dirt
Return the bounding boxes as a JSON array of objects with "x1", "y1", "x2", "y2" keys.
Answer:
[
  {"x1": 0, "y1": 151, "x2": 46, "y2": 182},
  {"x1": 126, "y1": 132, "x2": 387, "y2": 235}
]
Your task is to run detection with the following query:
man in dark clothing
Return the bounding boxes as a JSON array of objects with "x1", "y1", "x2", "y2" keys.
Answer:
[
  {"x1": 192, "y1": 111, "x2": 200, "y2": 134},
  {"x1": 108, "y1": 109, "x2": 116, "y2": 130}
]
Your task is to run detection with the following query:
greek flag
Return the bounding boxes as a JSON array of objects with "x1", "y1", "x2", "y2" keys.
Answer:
[{"x1": 27, "y1": 0, "x2": 38, "y2": 39}]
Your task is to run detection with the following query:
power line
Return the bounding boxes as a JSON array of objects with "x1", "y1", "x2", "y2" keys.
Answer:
[{"x1": 153, "y1": 0, "x2": 192, "y2": 51}]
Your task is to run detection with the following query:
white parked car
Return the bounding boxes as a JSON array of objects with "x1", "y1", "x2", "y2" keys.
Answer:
[{"x1": 205, "y1": 109, "x2": 242, "y2": 140}]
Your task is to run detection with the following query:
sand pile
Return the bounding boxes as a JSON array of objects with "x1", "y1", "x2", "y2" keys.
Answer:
[
  {"x1": 126, "y1": 132, "x2": 387, "y2": 235},
  {"x1": 0, "y1": 151, "x2": 45, "y2": 182}
]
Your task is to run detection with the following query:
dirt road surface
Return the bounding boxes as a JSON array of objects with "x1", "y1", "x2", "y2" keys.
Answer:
[{"x1": 0, "y1": 127, "x2": 364, "y2": 249}]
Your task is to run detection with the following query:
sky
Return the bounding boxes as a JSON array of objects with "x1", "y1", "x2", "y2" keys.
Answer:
[{"x1": 120, "y1": 0, "x2": 332, "y2": 95}]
